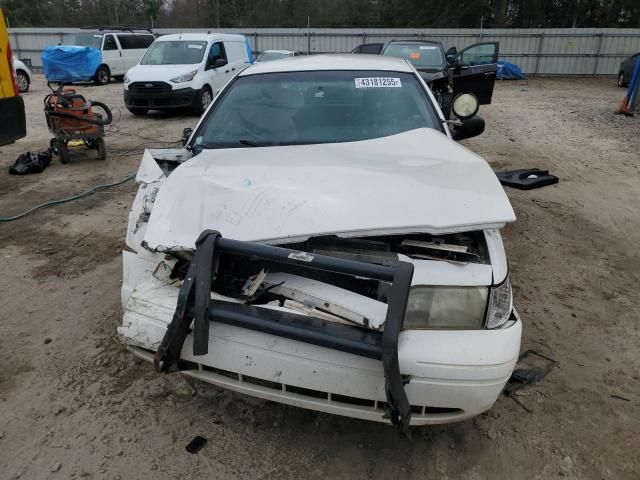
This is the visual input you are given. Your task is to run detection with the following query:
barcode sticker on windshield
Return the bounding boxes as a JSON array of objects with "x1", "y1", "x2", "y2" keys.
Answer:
[
  {"x1": 188, "y1": 44, "x2": 203, "y2": 49},
  {"x1": 354, "y1": 77, "x2": 402, "y2": 88},
  {"x1": 419, "y1": 45, "x2": 437, "y2": 50}
]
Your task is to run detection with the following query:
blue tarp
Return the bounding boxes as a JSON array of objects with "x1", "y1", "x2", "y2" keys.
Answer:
[
  {"x1": 496, "y1": 61, "x2": 526, "y2": 80},
  {"x1": 626, "y1": 57, "x2": 640, "y2": 113},
  {"x1": 245, "y1": 38, "x2": 254, "y2": 64},
  {"x1": 42, "y1": 46, "x2": 101, "y2": 83}
]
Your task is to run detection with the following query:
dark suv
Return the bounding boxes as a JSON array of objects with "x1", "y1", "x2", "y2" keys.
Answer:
[{"x1": 353, "y1": 40, "x2": 499, "y2": 119}]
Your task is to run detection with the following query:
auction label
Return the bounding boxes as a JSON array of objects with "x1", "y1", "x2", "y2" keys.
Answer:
[{"x1": 354, "y1": 77, "x2": 402, "y2": 88}]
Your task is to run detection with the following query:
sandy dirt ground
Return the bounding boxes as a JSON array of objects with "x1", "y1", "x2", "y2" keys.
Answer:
[{"x1": 0, "y1": 75, "x2": 638, "y2": 480}]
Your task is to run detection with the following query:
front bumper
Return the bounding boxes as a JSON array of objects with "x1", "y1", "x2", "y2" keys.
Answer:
[
  {"x1": 124, "y1": 87, "x2": 198, "y2": 110},
  {"x1": 120, "y1": 279, "x2": 521, "y2": 426}
]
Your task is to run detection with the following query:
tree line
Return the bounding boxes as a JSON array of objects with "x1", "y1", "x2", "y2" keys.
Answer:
[{"x1": 3, "y1": 0, "x2": 640, "y2": 28}]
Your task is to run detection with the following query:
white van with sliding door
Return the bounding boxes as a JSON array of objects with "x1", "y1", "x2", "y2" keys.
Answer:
[
  {"x1": 123, "y1": 33, "x2": 251, "y2": 116},
  {"x1": 62, "y1": 28, "x2": 156, "y2": 85}
]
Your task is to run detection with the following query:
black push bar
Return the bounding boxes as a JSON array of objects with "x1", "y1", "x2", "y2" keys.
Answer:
[{"x1": 155, "y1": 230, "x2": 414, "y2": 431}]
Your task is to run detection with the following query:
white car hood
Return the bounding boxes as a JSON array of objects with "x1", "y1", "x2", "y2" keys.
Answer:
[{"x1": 142, "y1": 128, "x2": 515, "y2": 250}]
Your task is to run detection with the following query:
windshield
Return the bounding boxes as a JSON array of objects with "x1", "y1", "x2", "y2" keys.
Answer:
[
  {"x1": 194, "y1": 70, "x2": 440, "y2": 150},
  {"x1": 382, "y1": 43, "x2": 445, "y2": 69},
  {"x1": 257, "y1": 51, "x2": 291, "y2": 62},
  {"x1": 63, "y1": 33, "x2": 102, "y2": 49},
  {"x1": 140, "y1": 41, "x2": 207, "y2": 65}
]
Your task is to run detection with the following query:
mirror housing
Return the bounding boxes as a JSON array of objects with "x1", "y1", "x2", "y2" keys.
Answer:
[
  {"x1": 182, "y1": 127, "x2": 193, "y2": 146},
  {"x1": 445, "y1": 46, "x2": 458, "y2": 64},
  {"x1": 451, "y1": 116, "x2": 485, "y2": 141},
  {"x1": 206, "y1": 58, "x2": 227, "y2": 70}
]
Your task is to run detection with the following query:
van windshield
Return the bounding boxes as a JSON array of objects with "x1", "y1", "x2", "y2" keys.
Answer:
[
  {"x1": 140, "y1": 41, "x2": 208, "y2": 65},
  {"x1": 63, "y1": 33, "x2": 103, "y2": 49}
]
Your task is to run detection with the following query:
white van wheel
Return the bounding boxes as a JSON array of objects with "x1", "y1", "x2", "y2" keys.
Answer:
[
  {"x1": 193, "y1": 87, "x2": 213, "y2": 115},
  {"x1": 94, "y1": 66, "x2": 110, "y2": 85}
]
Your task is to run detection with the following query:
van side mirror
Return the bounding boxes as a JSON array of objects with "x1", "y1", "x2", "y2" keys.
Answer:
[
  {"x1": 451, "y1": 116, "x2": 485, "y2": 141},
  {"x1": 214, "y1": 58, "x2": 227, "y2": 68}
]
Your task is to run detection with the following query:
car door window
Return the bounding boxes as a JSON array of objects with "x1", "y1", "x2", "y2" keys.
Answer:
[
  {"x1": 361, "y1": 43, "x2": 383, "y2": 54},
  {"x1": 139, "y1": 35, "x2": 155, "y2": 48},
  {"x1": 460, "y1": 43, "x2": 497, "y2": 66},
  {"x1": 117, "y1": 34, "x2": 139, "y2": 49},
  {"x1": 208, "y1": 42, "x2": 227, "y2": 65},
  {"x1": 103, "y1": 34, "x2": 118, "y2": 51}
]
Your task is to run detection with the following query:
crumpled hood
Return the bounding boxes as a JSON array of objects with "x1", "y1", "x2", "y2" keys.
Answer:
[{"x1": 142, "y1": 128, "x2": 515, "y2": 250}]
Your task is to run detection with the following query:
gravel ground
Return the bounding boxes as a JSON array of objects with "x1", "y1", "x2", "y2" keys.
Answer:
[{"x1": 0, "y1": 75, "x2": 638, "y2": 480}]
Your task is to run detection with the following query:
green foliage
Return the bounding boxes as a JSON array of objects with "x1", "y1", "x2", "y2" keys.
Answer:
[{"x1": 2, "y1": 0, "x2": 639, "y2": 27}]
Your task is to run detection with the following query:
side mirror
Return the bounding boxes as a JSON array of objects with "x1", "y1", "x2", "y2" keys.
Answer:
[
  {"x1": 445, "y1": 46, "x2": 458, "y2": 64},
  {"x1": 451, "y1": 116, "x2": 485, "y2": 141},
  {"x1": 182, "y1": 127, "x2": 193, "y2": 146},
  {"x1": 214, "y1": 58, "x2": 227, "y2": 68}
]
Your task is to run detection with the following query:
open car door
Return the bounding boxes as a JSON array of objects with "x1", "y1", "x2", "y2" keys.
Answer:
[{"x1": 451, "y1": 42, "x2": 499, "y2": 105}]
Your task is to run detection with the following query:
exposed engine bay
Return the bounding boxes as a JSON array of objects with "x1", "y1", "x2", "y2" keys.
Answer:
[{"x1": 163, "y1": 231, "x2": 489, "y2": 331}]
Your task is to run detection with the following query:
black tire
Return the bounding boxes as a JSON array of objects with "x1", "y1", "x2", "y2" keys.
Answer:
[
  {"x1": 16, "y1": 70, "x2": 30, "y2": 93},
  {"x1": 127, "y1": 107, "x2": 148, "y2": 116},
  {"x1": 94, "y1": 66, "x2": 110, "y2": 85},
  {"x1": 113, "y1": 75, "x2": 125, "y2": 82},
  {"x1": 618, "y1": 72, "x2": 627, "y2": 88},
  {"x1": 95, "y1": 138, "x2": 107, "y2": 160},
  {"x1": 49, "y1": 138, "x2": 59, "y2": 154},
  {"x1": 192, "y1": 86, "x2": 213, "y2": 115},
  {"x1": 57, "y1": 140, "x2": 71, "y2": 164}
]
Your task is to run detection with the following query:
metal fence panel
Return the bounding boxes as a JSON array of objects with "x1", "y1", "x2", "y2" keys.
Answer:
[{"x1": 9, "y1": 27, "x2": 640, "y2": 75}]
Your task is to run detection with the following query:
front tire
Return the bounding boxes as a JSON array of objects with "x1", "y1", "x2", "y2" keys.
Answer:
[
  {"x1": 94, "y1": 66, "x2": 110, "y2": 85},
  {"x1": 56, "y1": 140, "x2": 71, "y2": 164},
  {"x1": 95, "y1": 138, "x2": 107, "y2": 160},
  {"x1": 192, "y1": 86, "x2": 213, "y2": 115},
  {"x1": 618, "y1": 72, "x2": 627, "y2": 88},
  {"x1": 16, "y1": 70, "x2": 30, "y2": 93}
]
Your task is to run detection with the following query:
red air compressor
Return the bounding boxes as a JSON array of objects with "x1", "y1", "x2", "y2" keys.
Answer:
[{"x1": 44, "y1": 84, "x2": 113, "y2": 164}]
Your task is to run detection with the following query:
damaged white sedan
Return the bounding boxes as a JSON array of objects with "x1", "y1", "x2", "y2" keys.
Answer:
[{"x1": 119, "y1": 55, "x2": 521, "y2": 431}]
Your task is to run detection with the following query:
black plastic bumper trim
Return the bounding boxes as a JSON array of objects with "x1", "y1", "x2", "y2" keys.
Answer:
[{"x1": 154, "y1": 230, "x2": 414, "y2": 431}]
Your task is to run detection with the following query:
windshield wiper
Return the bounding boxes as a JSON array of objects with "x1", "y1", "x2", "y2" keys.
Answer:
[{"x1": 239, "y1": 139, "x2": 259, "y2": 147}]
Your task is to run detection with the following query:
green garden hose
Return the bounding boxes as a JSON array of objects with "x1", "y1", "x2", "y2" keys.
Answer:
[{"x1": 0, "y1": 172, "x2": 135, "y2": 222}]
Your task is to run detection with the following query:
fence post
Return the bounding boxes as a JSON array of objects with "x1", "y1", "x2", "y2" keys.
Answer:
[
  {"x1": 592, "y1": 33, "x2": 603, "y2": 75},
  {"x1": 534, "y1": 33, "x2": 545, "y2": 75}
]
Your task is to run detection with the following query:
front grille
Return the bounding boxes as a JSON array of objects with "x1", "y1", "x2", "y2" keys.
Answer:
[{"x1": 128, "y1": 81, "x2": 172, "y2": 93}]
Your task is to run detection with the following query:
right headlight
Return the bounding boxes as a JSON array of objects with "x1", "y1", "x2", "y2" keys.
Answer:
[
  {"x1": 404, "y1": 286, "x2": 489, "y2": 329},
  {"x1": 403, "y1": 278, "x2": 514, "y2": 330},
  {"x1": 485, "y1": 277, "x2": 513, "y2": 329}
]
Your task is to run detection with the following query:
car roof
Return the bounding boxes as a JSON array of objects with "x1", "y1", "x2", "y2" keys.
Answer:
[
  {"x1": 241, "y1": 54, "x2": 413, "y2": 75},
  {"x1": 80, "y1": 30, "x2": 153, "y2": 35},
  {"x1": 156, "y1": 33, "x2": 246, "y2": 42},
  {"x1": 387, "y1": 39, "x2": 444, "y2": 46},
  {"x1": 262, "y1": 49, "x2": 295, "y2": 54}
]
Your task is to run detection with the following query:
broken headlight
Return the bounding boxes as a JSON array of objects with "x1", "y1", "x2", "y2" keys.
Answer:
[
  {"x1": 404, "y1": 286, "x2": 488, "y2": 329},
  {"x1": 485, "y1": 277, "x2": 513, "y2": 329}
]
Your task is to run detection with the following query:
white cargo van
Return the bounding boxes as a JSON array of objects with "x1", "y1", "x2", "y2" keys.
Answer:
[
  {"x1": 63, "y1": 28, "x2": 156, "y2": 85},
  {"x1": 123, "y1": 33, "x2": 251, "y2": 116}
]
